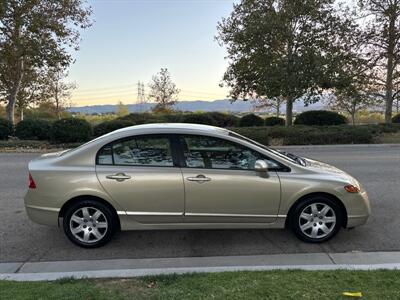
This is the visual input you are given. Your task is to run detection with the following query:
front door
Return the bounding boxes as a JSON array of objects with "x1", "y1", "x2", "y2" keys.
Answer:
[
  {"x1": 179, "y1": 135, "x2": 281, "y2": 223},
  {"x1": 95, "y1": 134, "x2": 184, "y2": 223}
]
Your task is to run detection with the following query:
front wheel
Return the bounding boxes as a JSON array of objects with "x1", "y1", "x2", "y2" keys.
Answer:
[
  {"x1": 291, "y1": 196, "x2": 344, "y2": 243},
  {"x1": 63, "y1": 200, "x2": 117, "y2": 248}
]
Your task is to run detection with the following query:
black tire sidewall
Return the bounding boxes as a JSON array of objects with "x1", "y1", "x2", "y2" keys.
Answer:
[
  {"x1": 291, "y1": 196, "x2": 344, "y2": 243},
  {"x1": 63, "y1": 199, "x2": 116, "y2": 248}
]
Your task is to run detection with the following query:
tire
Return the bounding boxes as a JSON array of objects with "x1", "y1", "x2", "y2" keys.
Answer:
[
  {"x1": 63, "y1": 199, "x2": 117, "y2": 248},
  {"x1": 290, "y1": 195, "x2": 344, "y2": 243}
]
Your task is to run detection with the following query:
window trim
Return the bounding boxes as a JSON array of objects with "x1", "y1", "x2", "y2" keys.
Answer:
[
  {"x1": 96, "y1": 134, "x2": 179, "y2": 168},
  {"x1": 176, "y1": 134, "x2": 290, "y2": 172}
]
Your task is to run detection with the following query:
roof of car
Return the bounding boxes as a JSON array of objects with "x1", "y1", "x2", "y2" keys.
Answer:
[{"x1": 114, "y1": 123, "x2": 229, "y2": 135}]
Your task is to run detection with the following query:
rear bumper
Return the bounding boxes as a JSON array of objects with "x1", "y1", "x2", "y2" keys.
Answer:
[{"x1": 24, "y1": 191, "x2": 60, "y2": 226}]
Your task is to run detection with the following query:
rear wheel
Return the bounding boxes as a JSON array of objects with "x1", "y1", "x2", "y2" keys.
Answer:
[
  {"x1": 63, "y1": 199, "x2": 117, "y2": 248},
  {"x1": 291, "y1": 196, "x2": 344, "y2": 243}
]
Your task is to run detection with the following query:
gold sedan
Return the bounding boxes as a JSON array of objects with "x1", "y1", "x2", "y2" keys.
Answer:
[{"x1": 24, "y1": 123, "x2": 370, "y2": 248}]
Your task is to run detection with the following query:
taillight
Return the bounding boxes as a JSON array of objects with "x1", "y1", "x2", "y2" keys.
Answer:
[{"x1": 28, "y1": 173, "x2": 36, "y2": 189}]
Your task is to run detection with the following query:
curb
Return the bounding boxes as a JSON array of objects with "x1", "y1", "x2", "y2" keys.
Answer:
[{"x1": 2, "y1": 251, "x2": 400, "y2": 281}]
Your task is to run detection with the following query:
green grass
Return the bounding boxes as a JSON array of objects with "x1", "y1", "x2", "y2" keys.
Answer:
[{"x1": 1, "y1": 270, "x2": 400, "y2": 300}]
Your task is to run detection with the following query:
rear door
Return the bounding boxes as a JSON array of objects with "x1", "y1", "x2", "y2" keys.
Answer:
[{"x1": 95, "y1": 134, "x2": 184, "y2": 223}]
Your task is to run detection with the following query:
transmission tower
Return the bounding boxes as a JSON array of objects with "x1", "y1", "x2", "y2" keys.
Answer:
[{"x1": 136, "y1": 81, "x2": 146, "y2": 112}]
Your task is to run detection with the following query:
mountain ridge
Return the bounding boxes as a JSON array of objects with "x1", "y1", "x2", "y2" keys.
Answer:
[{"x1": 68, "y1": 99, "x2": 325, "y2": 114}]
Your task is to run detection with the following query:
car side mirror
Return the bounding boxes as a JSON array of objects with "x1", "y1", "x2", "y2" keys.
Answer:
[{"x1": 254, "y1": 160, "x2": 269, "y2": 175}]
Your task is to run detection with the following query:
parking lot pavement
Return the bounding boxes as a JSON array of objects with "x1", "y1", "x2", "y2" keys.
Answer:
[{"x1": 1, "y1": 144, "x2": 399, "y2": 263}]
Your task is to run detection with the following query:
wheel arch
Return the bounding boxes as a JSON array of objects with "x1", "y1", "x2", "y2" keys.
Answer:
[
  {"x1": 285, "y1": 192, "x2": 348, "y2": 228},
  {"x1": 58, "y1": 195, "x2": 121, "y2": 229}
]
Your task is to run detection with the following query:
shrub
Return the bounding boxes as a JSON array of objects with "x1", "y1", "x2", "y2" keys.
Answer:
[
  {"x1": 239, "y1": 114, "x2": 264, "y2": 127},
  {"x1": 51, "y1": 118, "x2": 92, "y2": 143},
  {"x1": 93, "y1": 120, "x2": 134, "y2": 137},
  {"x1": 207, "y1": 112, "x2": 239, "y2": 127},
  {"x1": 264, "y1": 116, "x2": 285, "y2": 126},
  {"x1": 15, "y1": 119, "x2": 52, "y2": 140},
  {"x1": 181, "y1": 113, "x2": 217, "y2": 125},
  {"x1": 118, "y1": 113, "x2": 154, "y2": 124},
  {"x1": 0, "y1": 118, "x2": 12, "y2": 140},
  {"x1": 392, "y1": 114, "x2": 400, "y2": 123},
  {"x1": 156, "y1": 113, "x2": 183, "y2": 123},
  {"x1": 294, "y1": 110, "x2": 347, "y2": 126},
  {"x1": 231, "y1": 125, "x2": 375, "y2": 146}
]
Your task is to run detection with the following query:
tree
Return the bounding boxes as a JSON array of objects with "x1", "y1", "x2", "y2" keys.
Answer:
[
  {"x1": 116, "y1": 101, "x2": 129, "y2": 117},
  {"x1": 46, "y1": 67, "x2": 76, "y2": 119},
  {"x1": 217, "y1": 0, "x2": 357, "y2": 125},
  {"x1": 0, "y1": 0, "x2": 91, "y2": 125},
  {"x1": 359, "y1": 0, "x2": 400, "y2": 123},
  {"x1": 148, "y1": 68, "x2": 180, "y2": 112},
  {"x1": 3, "y1": 66, "x2": 47, "y2": 121},
  {"x1": 329, "y1": 21, "x2": 377, "y2": 125},
  {"x1": 252, "y1": 96, "x2": 285, "y2": 117}
]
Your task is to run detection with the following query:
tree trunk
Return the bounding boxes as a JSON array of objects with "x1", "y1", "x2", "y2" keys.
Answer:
[
  {"x1": 276, "y1": 101, "x2": 280, "y2": 117},
  {"x1": 351, "y1": 113, "x2": 355, "y2": 125},
  {"x1": 5, "y1": 58, "x2": 24, "y2": 126},
  {"x1": 285, "y1": 99, "x2": 293, "y2": 126},
  {"x1": 385, "y1": 14, "x2": 396, "y2": 123},
  {"x1": 20, "y1": 107, "x2": 24, "y2": 121}
]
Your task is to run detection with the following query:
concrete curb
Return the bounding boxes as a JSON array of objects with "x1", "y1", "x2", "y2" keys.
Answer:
[
  {"x1": 2, "y1": 251, "x2": 400, "y2": 281},
  {"x1": 2, "y1": 263, "x2": 400, "y2": 282}
]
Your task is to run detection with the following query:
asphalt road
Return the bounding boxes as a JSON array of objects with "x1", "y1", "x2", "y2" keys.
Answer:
[{"x1": 1, "y1": 145, "x2": 399, "y2": 263}]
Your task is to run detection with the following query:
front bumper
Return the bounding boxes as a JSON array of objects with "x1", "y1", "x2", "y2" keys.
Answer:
[{"x1": 345, "y1": 191, "x2": 371, "y2": 228}]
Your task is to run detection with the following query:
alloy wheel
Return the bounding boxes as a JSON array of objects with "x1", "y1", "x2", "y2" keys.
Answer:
[
  {"x1": 298, "y1": 202, "x2": 336, "y2": 239},
  {"x1": 69, "y1": 207, "x2": 108, "y2": 243}
]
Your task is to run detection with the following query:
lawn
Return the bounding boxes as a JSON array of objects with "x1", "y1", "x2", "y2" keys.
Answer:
[{"x1": 1, "y1": 270, "x2": 400, "y2": 300}]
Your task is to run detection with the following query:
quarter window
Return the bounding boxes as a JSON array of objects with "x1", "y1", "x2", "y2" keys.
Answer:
[
  {"x1": 97, "y1": 136, "x2": 173, "y2": 167},
  {"x1": 181, "y1": 135, "x2": 280, "y2": 170}
]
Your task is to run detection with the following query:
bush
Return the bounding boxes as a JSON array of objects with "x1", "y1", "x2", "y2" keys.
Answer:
[
  {"x1": 392, "y1": 114, "x2": 400, "y2": 123},
  {"x1": 239, "y1": 114, "x2": 264, "y2": 127},
  {"x1": 93, "y1": 120, "x2": 134, "y2": 137},
  {"x1": 51, "y1": 118, "x2": 92, "y2": 143},
  {"x1": 206, "y1": 112, "x2": 239, "y2": 127},
  {"x1": 294, "y1": 110, "x2": 347, "y2": 126},
  {"x1": 156, "y1": 113, "x2": 183, "y2": 123},
  {"x1": 0, "y1": 118, "x2": 12, "y2": 140},
  {"x1": 231, "y1": 125, "x2": 376, "y2": 146},
  {"x1": 264, "y1": 116, "x2": 285, "y2": 126},
  {"x1": 15, "y1": 119, "x2": 52, "y2": 140},
  {"x1": 181, "y1": 113, "x2": 217, "y2": 125}
]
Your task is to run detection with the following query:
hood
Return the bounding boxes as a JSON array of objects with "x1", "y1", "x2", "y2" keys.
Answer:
[{"x1": 304, "y1": 158, "x2": 360, "y2": 187}]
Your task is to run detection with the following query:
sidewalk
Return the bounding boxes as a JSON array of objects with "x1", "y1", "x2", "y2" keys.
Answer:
[{"x1": 2, "y1": 251, "x2": 400, "y2": 281}]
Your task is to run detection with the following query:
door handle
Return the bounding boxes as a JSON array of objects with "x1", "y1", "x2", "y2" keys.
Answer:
[
  {"x1": 186, "y1": 174, "x2": 211, "y2": 183},
  {"x1": 106, "y1": 173, "x2": 131, "y2": 182}
]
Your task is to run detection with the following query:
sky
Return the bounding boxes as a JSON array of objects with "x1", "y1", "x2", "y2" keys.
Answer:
[{"x1": 69, "y1": 0, "x2": 236, "y2": 106}]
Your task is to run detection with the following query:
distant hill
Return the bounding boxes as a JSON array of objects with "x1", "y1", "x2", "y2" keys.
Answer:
[{"x1": 68, "y1": 99, "x2": 326, "y2": 114}]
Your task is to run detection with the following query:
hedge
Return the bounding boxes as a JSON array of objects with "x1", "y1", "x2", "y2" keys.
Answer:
[
  {"x1": 264, "y1": 116, "x2": 285, "y2": 126},
  {"x1": 15, "y1": 119, "x2": 52, "y2": 140},
  {"x1": 231, "y1": 125, "x2": 376, "y2": 146},
  {"x1": 0, "y1": 118, "x2": 12, "y2": 140},
  {"x1": 181, "y1": 113, "x2": 216, "y2": 125},
  {"x1": 393, "y1": 114, "x2": 400, "y2": 123},
  {"x1": 239, "y1": 114, "x2": 264, "y2": 127},
  {"x1": 118, "y1": 112, "x2": 239, "y2": 128},
  {"x1": 93, "y1": 120, "x2": 134, "y2": 137},
  {"x1": 51, "y1": 118, "x2": 92, "y2": 143},
  {"x1": 294, "y1": 110, "x2": 347, "y2": 126}
]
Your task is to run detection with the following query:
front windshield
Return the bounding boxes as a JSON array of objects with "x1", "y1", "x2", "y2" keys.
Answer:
[{"x1": 228, "y1": 131, "x2": 306, "y2": 166}]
